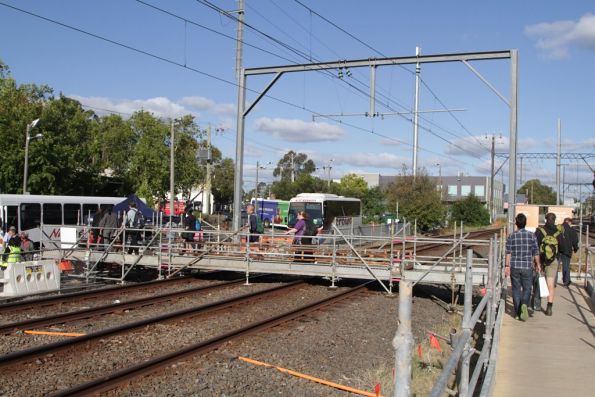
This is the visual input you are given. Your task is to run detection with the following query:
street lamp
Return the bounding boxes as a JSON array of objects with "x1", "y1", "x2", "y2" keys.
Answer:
[
  {"x1": 322, "y1": 159, "x2": 334, "y2": 188},
  {"x1": 434, "y1": 163, "x2": 442, "y2": 199},
  {"x1": 23, "y1": 118, "x2": 41, "y2": 194}
]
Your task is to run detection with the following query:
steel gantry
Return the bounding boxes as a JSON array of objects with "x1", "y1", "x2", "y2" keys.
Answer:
[{"x1": 232, "y1": 50, "x2": 520, "y2": 233}]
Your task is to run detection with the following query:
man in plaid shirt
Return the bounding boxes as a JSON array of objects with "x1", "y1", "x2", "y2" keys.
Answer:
[{"x1": 505, "y1": 213, "x2": 542, "y2": 321}]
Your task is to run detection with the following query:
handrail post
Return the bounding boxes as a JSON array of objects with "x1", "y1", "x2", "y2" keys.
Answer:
[
  {"x1": 393, "y1": 280, "x2": 413, "y2": 397},
  {"x1": 458, "y1": 249, "x2": 474, "y2": 396}
]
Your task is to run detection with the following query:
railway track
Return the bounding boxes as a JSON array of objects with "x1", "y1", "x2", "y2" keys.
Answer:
[
  {"x1": 0, "y1": 275, "x2": 196, "y2": 314},
  {"x1": 47, "y1": 282, "x2": 370, "y2": 397},
  {"x1": 0, "y1": 277, "x2": 249, "y2": 335},
  {"x1": 0, "y1": 280, "x2": 306, "y2": 369}
]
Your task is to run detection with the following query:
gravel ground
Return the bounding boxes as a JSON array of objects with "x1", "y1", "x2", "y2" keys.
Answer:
[
  {"x1": 0, "y1": 279, "x2": 287, "y2": 355},
  {"x1": 0, "y1": 281, "x2": 345, "y2": 397},
  {"x1": 111, "y1": 283, "x2": 452, "y2": 397},
  {"x1": 0, "y1": 276, "x2": 225, "y2": 326}
]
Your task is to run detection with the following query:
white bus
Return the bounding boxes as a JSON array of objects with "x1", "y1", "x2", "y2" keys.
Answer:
[
  {"x1": 288, "y1": 193, "x2": 361, "y2": 231},
  {"x1": 0, "y1": 194, "x2": 124, "y2": 245}
]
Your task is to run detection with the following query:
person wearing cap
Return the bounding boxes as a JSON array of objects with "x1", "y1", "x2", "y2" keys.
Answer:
[{"x1": 559, "y1": 217, "x2": 579, "y2": 287}]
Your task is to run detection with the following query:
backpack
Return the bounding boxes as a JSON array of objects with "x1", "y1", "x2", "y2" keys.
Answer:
[
  {"x1": 255, "y1": 216, "x2": 264, "y2": 234},
  {"x1": 195, "y1": 219, "x2": 201, "y2": 231},
  {"x1": 132, "y1": 210, "x2": 145, "y2": 229},
  {"x1": 538, "y1": 226, "x2": 561, "y2": 264},
  {"x1": 304, "y1": 219, "x2": 318, "y2": 236}
]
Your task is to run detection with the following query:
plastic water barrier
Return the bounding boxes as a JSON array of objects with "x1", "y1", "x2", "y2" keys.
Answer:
[{"x1": 0, "y1": 260, "x2": 61, "y2": 297}]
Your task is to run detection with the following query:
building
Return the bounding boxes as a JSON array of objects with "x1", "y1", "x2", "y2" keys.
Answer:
[{"x1": 356, "y1": 172, "x2": 506, "y2": 217}]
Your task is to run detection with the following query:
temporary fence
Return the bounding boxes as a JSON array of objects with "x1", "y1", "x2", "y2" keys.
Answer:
[{"x1": 393, "y1": 233, "x2": 506, "y2": 397}]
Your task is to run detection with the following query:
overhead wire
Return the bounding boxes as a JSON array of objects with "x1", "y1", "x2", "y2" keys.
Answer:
[
  {"x1": 193, "y1": 0, "x2": 481, "y2": 159},
  {"x1": 0, "y1": 1, "x2": 478, "y2": 167},
  {"x1": 291, "y1": 0, "x2": 492, "y2": 152}
]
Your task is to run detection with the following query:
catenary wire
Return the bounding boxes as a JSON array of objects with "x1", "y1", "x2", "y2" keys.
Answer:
[{"x1": 0, "y1": 1, "x2": 478, "y2": 167}]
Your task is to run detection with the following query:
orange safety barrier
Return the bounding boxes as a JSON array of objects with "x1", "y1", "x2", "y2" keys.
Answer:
[
  {"x1": 238, "y1": 356, "x2": 385, "y2": 397},
  {"x1": 24, "y1": 330, "x2": 85, "y2": 337}
]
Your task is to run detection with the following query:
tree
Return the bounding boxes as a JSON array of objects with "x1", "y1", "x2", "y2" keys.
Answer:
[
  {"x1": 0, "y1": 61, "x2": 52, "y2": 193},
  {"x1": 273, "y1": 150, "x2": 316, "y2": 181},
  {"x1": 518, "y1": 179, "x2": 556, "y2": 206},
  {"x1": 337, "y1": 174, "x2": 368, "y2": 199},
  {"x1": 270, "y1": 174, "x2": 326, "y2": 200},
  {"x1": 362, "y1": 186, "x2": 386, "y2": 222},
  {"x1": 212, "y1": 158, "x2": 235, "y2": 206},
  {"x1": 450, "y1": 194, "x2": 490, "y2": 226},
  {"x1": 384, "y1": 170, "x2": 446, "y2": 231}
]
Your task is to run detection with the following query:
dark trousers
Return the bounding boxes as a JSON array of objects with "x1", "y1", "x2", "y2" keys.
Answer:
[
  {"x1": 511, "y1": 267, "x2": 533, "y2": 316},
  {"x1": 559, "y1": 254, "x2": 571, "y2": 284},
  {"x1": 127, "y1": 231, "x2": 140, "y2": 254}
]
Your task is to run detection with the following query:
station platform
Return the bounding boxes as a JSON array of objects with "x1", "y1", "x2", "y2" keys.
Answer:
[{"x1": 493, "y1": 282, "x2": 595, "y2": 397}]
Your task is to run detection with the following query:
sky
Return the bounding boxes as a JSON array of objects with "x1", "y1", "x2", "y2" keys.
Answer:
[{"x1": 1, "y1": 0, "x2": 594, "y2": 200}]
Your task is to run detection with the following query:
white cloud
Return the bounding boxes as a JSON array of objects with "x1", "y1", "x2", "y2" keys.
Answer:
[
  {"x1": 70, "y1": 95, "x2": 193, "y2": 118},
  {"x1": 525, "y1": 13, "x2": 595, "y2": 59},
  {"x1": 180, "y1": 96, "x2": 235, "y2": 116},
  {"x1": 332, "y1": 152, "x2": 409, "y2": 169},
  {"x1": 254, "y1": 117, "x2": 345, "y2": 142},
  {"x1": 445, "y1": 135, "x2": 507, "y2": 157}
]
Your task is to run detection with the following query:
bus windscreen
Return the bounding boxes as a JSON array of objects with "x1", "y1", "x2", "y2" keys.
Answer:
[{"x1": 288, "y1": 202, "x2": 322, "y2": 227}]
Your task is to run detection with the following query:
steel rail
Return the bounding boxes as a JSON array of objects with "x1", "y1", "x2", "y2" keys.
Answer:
[
  {"x1": 48, "y1": 281, "x2": 372, "y2": 397},
  {"x1": 0, "y1": 280, "x2": 305, "y2": 368},
  {"x1": 0, "y1": 278, "x2": 250, "y2": 334},
  {"x1": 0, "y1": 275, "x2": 194, "y2": 313}
]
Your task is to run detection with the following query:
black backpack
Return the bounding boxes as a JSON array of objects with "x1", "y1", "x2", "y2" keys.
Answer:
[
  {"x1": 131, "y1": 210, "x2": 145, "y2": 229},
  {"x1": 304, "y1": 219, "x2": 318, "y2": 236}
]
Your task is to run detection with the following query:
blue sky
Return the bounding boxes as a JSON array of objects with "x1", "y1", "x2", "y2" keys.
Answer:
[{"x1": 1, "y1": 0, "x2": 594, "y2": 199}]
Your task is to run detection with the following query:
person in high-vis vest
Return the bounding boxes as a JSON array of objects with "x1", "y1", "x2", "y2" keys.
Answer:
[{"x1": 1, "y1": 235, "x2": 21, "y2": 268}]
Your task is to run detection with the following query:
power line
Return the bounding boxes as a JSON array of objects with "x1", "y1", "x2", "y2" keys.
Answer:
[
  {"x1": 194, "y1": 0, "x2": 480, "y2": 158},
  {"x1": 0, "y1": 1, "x2": 478, "y2": 167},
  {"x1": 291, "y1": 0, "x2": 488, "y2": 152}
]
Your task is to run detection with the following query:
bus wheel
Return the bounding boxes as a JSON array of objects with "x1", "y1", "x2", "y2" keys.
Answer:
[{"x1": 264, "y1": 219, "x2": 271, "y2": 228}]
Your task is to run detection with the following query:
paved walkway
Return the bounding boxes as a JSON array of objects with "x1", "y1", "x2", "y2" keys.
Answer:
[{"x1": 493, "y1": 282, "x2": 595, "y2": 397}]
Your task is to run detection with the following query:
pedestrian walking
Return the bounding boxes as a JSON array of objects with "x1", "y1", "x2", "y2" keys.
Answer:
[
  {"x1": 558, "y1": 217, "x2": 579, "y2": 287},
  {"x1": 505, "y1": 213, "x2": 541, "y2": 321},
  {"x1": 98, "y1": 206, "x2": 119, "y2": 248},
  {"x1": 246, "y1": 204, "x2": 262, "y2": 243},
  {"x1": 125, "y1": 202, "x2": 142, "y2": 254},
  {"x1": 19, "y1": 232, "x2": 34, "y2": 261},
  {"x1": 535, "y1": 212, "x2": 563, "y2": 316}
]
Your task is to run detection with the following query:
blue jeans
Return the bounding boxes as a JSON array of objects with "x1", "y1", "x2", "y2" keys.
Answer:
[
  {"x1": 511, "y1": 268, "x2": 533, "y2": 316},
  {"x1": 559, "y1": 254, "x2": 571, "y2": 284}
]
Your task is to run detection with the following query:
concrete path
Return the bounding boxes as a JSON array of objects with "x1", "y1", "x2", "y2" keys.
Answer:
[{"x1": 493, "y1": 282, "x2": 595, "y2": 397}]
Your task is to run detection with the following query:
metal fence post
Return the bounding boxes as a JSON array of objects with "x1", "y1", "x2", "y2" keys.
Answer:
[
  {"x1": 458, "y1": 249, "x2": 473, "y2": 396},
  {"x1": 393, "y1": 279, "x2": 413, "y2": 397}
]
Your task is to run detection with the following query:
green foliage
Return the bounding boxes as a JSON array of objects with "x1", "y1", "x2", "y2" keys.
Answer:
[
  {"x1": 450, "y1": 193, "x2": 490, "y2": 226},
  {"x1": 518, "y1": 179, "x2": 556, "y2": 206},
  {"x1": 0, "y1": 61, "x2": 233, "y2": 207},
  {"x1": 270, "y1": 173, "x2": 327, "y2": 200},
  {"x1": 362, "y1": 186, "x2": 386, "y2": 222},
  {"x1": 273, "y1": 150, "x2": 316, "y2": 181},
  {"x1": 337, "y1": 173, "x2": 368, "y2": 199},
  {"x1": 384, "y1": 170, "x2": 446, "y2": 231},
  {"x1": 212, "y1": 158, "x2": 235, "y2": 205}
]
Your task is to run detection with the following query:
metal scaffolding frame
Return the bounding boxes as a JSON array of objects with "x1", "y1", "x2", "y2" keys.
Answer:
[{"x1": 232, "y1": 50, "x2": 520, "y2": 233}]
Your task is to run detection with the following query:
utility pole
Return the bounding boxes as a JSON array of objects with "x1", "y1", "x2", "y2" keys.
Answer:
[
  {"x1": 490, "y1": 134, "x2": 495, "y2": 223},
  {"x1": 290, "y1": 152, "x2": 295, "y2": 182},
  {"x1": 169, "y1": 120, "x2": 175, "y2": 218},
  {"x1": 412, "y1": 46, "x2": 421, "y2": 178},
  {"x1": 556, "y1": 118, "x2": 561, "y2": 205},
  {"x1": 204, "y1": 123, "x2": 212, "y2": 215},
  {"x1": 232, "y1": 0, "x2": 245, "y2": 232}
]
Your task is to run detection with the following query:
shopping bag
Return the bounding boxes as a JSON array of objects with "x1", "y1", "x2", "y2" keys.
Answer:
[
  {"x1": 531, "y1": 272, "x2": 541, "y2": 310},
  {"x1": 539, "y1": 276, "x2": 549, "y2": 298}
]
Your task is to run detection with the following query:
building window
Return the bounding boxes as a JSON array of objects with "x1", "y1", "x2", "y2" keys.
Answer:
[
  {"x1": 461, "y1": 185, "x2": 471, "y2": 196},
  {"x1": 475, "y1": 185, "x2": 485, "y2": 198},
  {"x1": 448, "y1": 185, "x2": 457, "y2": 195}
]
